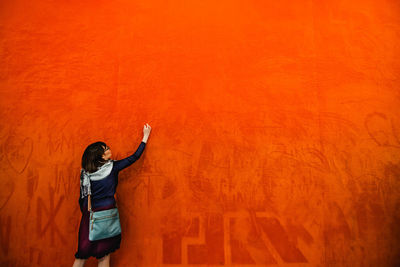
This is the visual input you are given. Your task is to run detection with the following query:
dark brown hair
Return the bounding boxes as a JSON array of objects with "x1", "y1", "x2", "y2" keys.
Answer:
[{"x1": 81, "y1": 141, "x2": 108, "y2": 173}]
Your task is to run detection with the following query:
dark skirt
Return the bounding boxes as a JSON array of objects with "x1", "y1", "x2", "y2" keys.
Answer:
[{"x1": 74, "y1": 203, "x2": 121, "y2": 260}]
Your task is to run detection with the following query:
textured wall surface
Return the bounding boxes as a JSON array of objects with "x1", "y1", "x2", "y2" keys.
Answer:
[{"x1": 0, "y1": 0, "x2": 399, "y2": 266}]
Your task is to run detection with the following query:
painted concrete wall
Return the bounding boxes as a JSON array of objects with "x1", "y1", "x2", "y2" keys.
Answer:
[{"x1": 0, "y1": 0, "x2": 399, "y2": 266}]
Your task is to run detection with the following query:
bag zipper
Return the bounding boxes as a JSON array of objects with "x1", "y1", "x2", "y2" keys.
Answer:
[{"x1": 90, "y1": 213, "x2": 118, "y2": 231}]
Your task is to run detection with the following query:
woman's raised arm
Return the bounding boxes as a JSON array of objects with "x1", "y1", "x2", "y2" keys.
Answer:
[{"x1": 113, "y1": 124, "x2": 151, "y2": 171}]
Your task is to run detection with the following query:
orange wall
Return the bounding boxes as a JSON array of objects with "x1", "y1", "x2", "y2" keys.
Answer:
[{"x1": 0, "y1": 0, "x2": 399, "y2": 266}]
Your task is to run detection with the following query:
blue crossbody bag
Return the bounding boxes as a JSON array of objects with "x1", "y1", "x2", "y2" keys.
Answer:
[{"x1": 88, "y1": 194, "x2": 121, "y2": 241}]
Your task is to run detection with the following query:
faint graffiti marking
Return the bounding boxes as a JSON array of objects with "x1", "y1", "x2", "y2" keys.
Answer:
[
  {"x1": 48, "y1": 132, "x2": 74, "y2": 155},
  {"x1": 54, "y1": 163, "x2": 75, "y2": 197},
  {"x1": 29, "y1": 247, "x2": 43, "y2": 265},
  {"x1": 0, "y1": 179, "x2": 14, "y2": 211},
  {"x1": 0, "y1": 215, "x2": 11, "y2": 255},
  {"x1": 36, "y1": 185, "x2": 66, "y2": 245},
  {"x1": 365, "y1": 112, "x2": 400, "y2": 148},
  {"x1": 26, "y1": 168, "x2": 39, "y2": 214},
  {"x1": 6, "y1": 136, "x2": 33, "y2": 174},
  {"x1": 162, "y1": 212, "x2": 311, "y2": 265}
]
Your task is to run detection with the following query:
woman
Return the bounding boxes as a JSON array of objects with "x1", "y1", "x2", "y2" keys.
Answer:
[{"x1": 72, "y1": 123, "x2": 152, "y2": 267}]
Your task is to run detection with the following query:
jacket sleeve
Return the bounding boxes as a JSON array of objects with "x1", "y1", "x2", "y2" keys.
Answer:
[{"x1": 113, "y1": 141, "x2": 146, "y2": 172}]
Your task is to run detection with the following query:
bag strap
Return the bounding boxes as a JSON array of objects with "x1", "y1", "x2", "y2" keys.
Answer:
[
  {"x1": 88, "y1": 194, "x2": 92, "y2": 212},
  {"x1": 88, "y1": 175, "x2": 92, "y2": 212}
]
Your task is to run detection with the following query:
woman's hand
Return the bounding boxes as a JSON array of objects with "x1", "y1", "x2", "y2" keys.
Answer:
[{"x1": 142, "y1": 123, "x2": 151, "y2": 143}]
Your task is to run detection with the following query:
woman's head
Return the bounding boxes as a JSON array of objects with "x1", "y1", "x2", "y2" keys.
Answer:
[{"x1": 81, "y1": 141, "x2": 112, "y2": 173}]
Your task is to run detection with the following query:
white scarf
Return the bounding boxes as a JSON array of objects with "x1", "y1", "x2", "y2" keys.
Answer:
[{"x1": 80, "y1": 160, "x2": 114, "y2": 199}]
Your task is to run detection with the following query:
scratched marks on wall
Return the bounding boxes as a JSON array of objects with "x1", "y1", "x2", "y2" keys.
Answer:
[
  {"x1": 0, "y1": 178, "x2": 15, "y2": 212},
  {"x1": 160, "y1": 118, "x2": 319, "y2": 265},
  {"x1": 157, "y1": 108, "x2": 400, "y2": 265},
  {"x1": 47, "y1": 130, "x2": 75, "y2": 156},
  {"x1": 0, "y1": 127, "x2": 79, "y2": 262},
  {"x1": 0, "y1": 107, "x2": 398, "y2": 266},
  {"x1": 162, "y1": 212, "x2": 311, "y2": 265},
  {"x1": 5, "y1": 135, "x2": 34, "y2": 174},
  {"x1": 36, "y1": 185, "x2": 66, "y2": 245},
  {"x1": 364, "y1": 112, "x2": 400, "y2": 148},
  {"x1": 53, "y1": 162, "x2": 77, "y2": 198},
  {"x1": 28, "y1": 246, "x2": 43, "y2": 266},
  {"x1": 0, "y1": 215, "x2": 12, "y2": 256}
]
